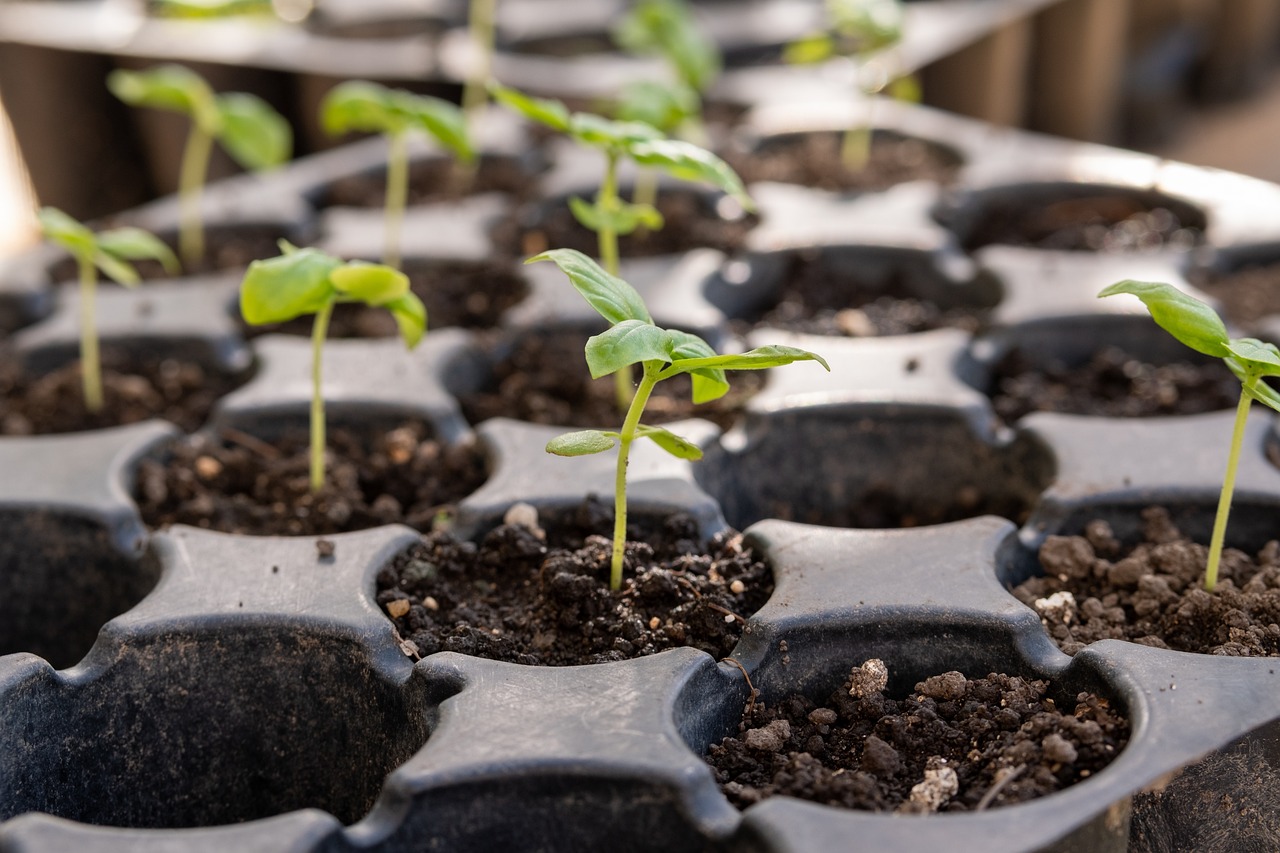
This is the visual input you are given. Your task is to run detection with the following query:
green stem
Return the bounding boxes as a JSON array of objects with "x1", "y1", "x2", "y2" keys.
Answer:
[
  {"x1": 178, "y1": 123, "x2": 214, "y2": 270},
  {"x1": 1205, "y1": 386, "x2": 1253, "y2": 590},
  {"x1": 610, "y1": 363, "x2": 660, "y2": 590},
  {"x1": 461, "y1": 0, "x2": 496, "y2": 131},
  {"x1": 78, "y1": 257, "x2": 102, "y2": 413},
  {"x1": 597, "y1": 152, "x2": 631, "y2": 411},
  {"x1": 841, "y1": 89, "x2": 876, "y2": 171},
  {"x1": 631, "y1": 168, "x2": 658, "y2": 237},
  {"x1": 309, "y1": 300, "x2": 335, "y2": 494},
  {"x1": 385, "y1": 131, "x2": 408, "y2": 270}
]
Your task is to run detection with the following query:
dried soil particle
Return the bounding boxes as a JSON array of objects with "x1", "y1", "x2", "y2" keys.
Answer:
[
  {"x1": 376, "y1": 500, "x2": 773, "y2": 665},
  {"x1": 0, "y1": 349, "x2": 246, "y2": 435},
  {"x1": 990, "y1": 346, "x2": 1241, "y2": 423},
  {"x1": 457, "y1": 329, "x2": 761, "y2": 431},
  {"x1": 959, "y1": 195, "x2": 1203, "y2": 253},
  {"x1": 706, "y1": 659, "x2": 1127, "y2": 812},
  {"x1": 728, "y1": 131, "x2": 962, "y2": 193},
  {"x1": 135, "y1": 422, "x2": 487, "y2": 535},
  {"x1": 319, "y1": 157, "x2": 537, "y2": 208},
  {"x1": 1190, "y1": 261, "x2": 1280, "y2": 329},
  {"x1": 1012, "y1": 507, "x2": 1280, "y2": 656}
]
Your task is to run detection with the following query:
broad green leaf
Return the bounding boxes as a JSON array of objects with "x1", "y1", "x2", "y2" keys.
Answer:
[
  {"x1": 569, "y1": 113, "x2": 662, "y2": 151},
  {"x1": 783, "y1": 32, "x2": 836, "y2": 65},
  {"x1": 330, "y1": 261, "x2": 409, "y2": 305},
  {"x1": 666, "y1": 329, "x2": 728, "y2": 402},
  {"x1": 108, "y1": 65, "x2": 219, "y2": 132},
  {"x1": 1225, "y1": 337, "x2": 1280, "y2": 374},
  {"x1": 665, "y1": 344, "x2": 832, "y2": 374},
  {"x1": 97, "y1": 227, "x2": 179, "y2": 275},
  {"x1": 391, "y1": 90, "x2": 474, "y2": 162},
  {"x1": 615, "y1": 80, "x2": 698, "y2": 135},
  {"x1": 321, "y1": 81, "x2": 399, "y2": 135},
  {"x1": 585, "y1": 319, "x2": 674, "y2": 377},
  {"x1": 546, "y1": 429, "x2": 619, "y2": 456},
  {"x1": 215, "y1": 92, "x2": 291, "y2": 171},
  {"x1": 614, "y1": 0, "x2": 720, "y2": 91},
  {"x1": 92, "y1": 250, "x2": 140, "y2": 287},
  {"x1": 526, "y1": 249, "x2": 652, "y2": 324},
  {"x1": 38, "y1": 207, "x2": 95, "y2": 258},
  {"x1": 489, "y1": 83, "x2": 572, "y2": 132},
  {"x1": 1098, "y1": 280, "x2": 1230, "y2": 358},
  {"x1": 629, "y1": 138, "x2": 753, "y2": 210},
  {"x1": 239, "y1": 248, "x2": 341, "y2": 325},
  {"x1": 567, "y1": 196, "x2": 603, "y2": 232},
  {"x1": 571, "y1": 197, "x2": 663, "y2": 236},
  {"x1": 635, "y1": 423, "x2": 703, "y2": 459},
  {"x1": 385, "y1": 292, "x2": 427, "y2": 348}
]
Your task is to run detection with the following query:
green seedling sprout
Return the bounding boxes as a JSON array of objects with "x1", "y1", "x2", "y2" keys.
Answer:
[
  {"x1": 532, "y1": 249, "x2": 829, "y2": 590},
  {"x1": 1099, "y1": 280, "x2": 1280, "y2": 591},
  {"x1": 240, "y1": 242, "x2": 426, "y2": 493},
  {"x1": 320, "y1": 81, "x2": 473, "y2": 271},
  {"x1": 38, "y1": 207, "x2": 178, "y2": 413},
  {"x1": 784, "y1": 0, "x2": 916, "y2": 170},
  {"x1": 108, "y1": 64, "x2": 292, "y2": 269},
  {"x1": 460, "y1": 0, "x2": 498, "y2": 135},
  {"x1": 492, "y1": 83, "x2": 753, "y2": 407}
]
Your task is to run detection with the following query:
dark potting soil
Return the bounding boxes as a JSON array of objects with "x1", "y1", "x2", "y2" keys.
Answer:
[
  {"x1": 732, "y1": 254, "x2": 986, "y2": 337},
  {"x1": 728, "y1": 131, "x2": 962, "y2": 193},
  {"x1": 497, "y1": 188, "x2": 756, "y2": 259},
  {"x1": 456, "y1": 329, "x2": 762, "y2": 431},
  {"x1": 319, "y1": 157, "x2": 537, "y2": 209},
  {"x1": 48, "y1": 226, "x2": 287, "y2": 284},
  {"x1": 1190, "y1": 261, "x2": 1280, "y2": 329},
  {"x1": 706, "y1": 658, "x2": 1127, "y2": 813},
  {"x1": 0, "y1": 349, "x2": 246, "y2": 435},
  {"x1": 376, "y1": 499, "x2": 772, "y2": 665},
  {"x1": 989, "y1": 346, "x2": 1240, "y2": 423},
  {"x1": 240, "y1": 261, "x2": 528, "y2": 338},
  {"x1": 959, "y1": 195, "x2": 1203, "y2": 253},
  {"x1": 1013, "y1": 507, "x2": 1280, "y2": 656},
  {"x1": 134, "y1": 422, "x2": 487, "y2": 535}
]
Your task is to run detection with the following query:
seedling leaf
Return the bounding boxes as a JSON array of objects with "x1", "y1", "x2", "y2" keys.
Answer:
[
  {"x1": 91, "y1": 250, "x2": 140, "y2": 287},
  {"x1": 215, "y1": 92, "x2": 292, "y2": 170},
  {"x1": 37, "y1": 207, "x2": 95, "y2": 257},
  {"x1": 321, "y1": 81, "x2": 400, "y2": 134},
  {"x1": 586, "y1": 320, "x2": 675, "y2": 377},
  {"x1": 569, "y1": 113, "x2": 663, "y2": 150},
  {"x1": 240, "y1": 248, "x2": 341, "y2": 324},
  {"x1": 635, "y1": 423, "x2": 703, "y2": 459},
  {"x1": 108, "y1": 65, "x2": 218, "y2": 131},
  {"x1": 568, "y1": 195, "x2": 662, "y2": 236},
  {"x1": 615, "y1": 80, "x2": 699, "y2": 133},
  {"x1": 1224, "y1": 337, "x2": 1280, "y2": 374},
  {"x1": 629, "y1": 138, "x2": 753, "y2": 209},
  {"x1": 489, "y1": 83, "x2": 572, "y2": 132},
  {"x1": 330, "y1": 261, "x2": 409, "y2": 305},
  {"x1": 96, "y1": 227, "x2": 179, "y2": 274},
  {"x1": 1098, "y1": 280, "x2": 1230, "y2": 358},
  {"x1": 664, "y1": 344, "x2": 833, "y2": 374},
  {"x1": 385, "y1": 292, "x2": 428, "y2": 348},
  {"x1": 546, "y1": 429, "x2": 619, "y2": 456},
  {"x1": 390, "y1": 90, "x2": 474, "y2": 162},
  {"x1": 526, "y1": 249, "x2": 652, "y2": 324}
]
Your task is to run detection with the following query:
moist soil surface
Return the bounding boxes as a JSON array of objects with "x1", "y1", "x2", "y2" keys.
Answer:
[
  {"x1": 1191, "y1": 261, "x2": 1280, "y2": 330},
  {"x1": 49, "y1": 226, "x2": 287, "y2": 284},
  {"x1": 319, "y1": 156, "x2": 537, "y2": 208},
  {"x1": 135, "y1": 422, "x2": 487, "y2": 535},
  {"x1": 728, "y1": 131, "x2": 962, "y2": 193},
  {"x1": 1013, "y1": 507, "x2": 1280, "y2": 656},
  {"x1": 376, "y1": 500, "x2": 772, "y2": 665},
  {"x1": 958, "y1": 195, "x2": 1203, "y2": 253},
  {"x1": 0, "y1": 349, "x2": 245, "y2": 435},
  {"x1": 457, "y1": 329, "x2": 762, "y2": 431},
  {"x1": 706, "y1": 658, "x2": 1127, "y2": 813},
  {"x1": 989, "y1": 346, "x2": 1240, "y2": 423}
]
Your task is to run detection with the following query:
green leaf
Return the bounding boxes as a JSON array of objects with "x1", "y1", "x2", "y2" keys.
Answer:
[
  {"x1": 783, "y1": 32, "x2": 836, "y2": 64},
  {"x1": 615, "y1": 80, "x2": 699, "y2": 135},
  {"x1": 525, "y1": 249, "x2": 652, "y2": 325},
  {"x1": 665, "y1": 344, "x2": 832, "y2": 374},
  {"x1": 585, "y1": 319, "x2": 674, "y2": 377},
  {"x1": 38, "y1": 206, "x2": 95, "y2": 258},
  {"x1": 666, "y1": 329, "x2": 727, "y2": 403},
  {"x1": 1098, "y1": 280, "x2": 1230, "y2": 359},
  {"x1": 239, "y1": 248, "x2": 342, "y2": 325},
  {"x1": 569, "y1": 196, "x2": 663, "y2": 236},
  {"x1": 569, "y1": 112, "x2": 662, "y2": 151},
  {"x1": 1225, "y1": 337, "x2": 1280, "y2": 374},
  {"x1": 613, "y1": 0, "x2": 720, "y2": 92},
  {"x1": 635, "y1": 423, "x2": 703, "y2": 459},
  {"x1": 215, "y1": 92, "x2": 291, "y2": 171},
  {"x1": 97, "y1": 227, "x2": 179, "y2": 275},
  {"x1": 489, "y1": 83, "x2": 572, "y2": 132},
  {"x1": 831, "y1": 0, "x2": 904, "y2": 51},
  {"x1": 91, "y1": 250, "x2": 140, "y2": 287},
  {"x1": 567, "y1": 196, "x2": 603, "y2": 232},
  {"x1": 108, "y1": 65, "x2": 219, "y2": 133},
  {"x1": 628, "y1": 138, "x2": 753, "y2": 210},
  {"x1": 151, "y1": 0, "x2": 274, "y2": 18},
  {"x1": 385, "y1": 292, "x2": 427, "y2": 348},
  {"x1": 321, "y1": 81, "x2": 400, "y2": 135},
  {"x1": 1245, "y1": 377, "x2": 1280, "y2": 414},
  {"x1": 390, "y1": 90, "x2": 474, "y2": 162},
  {"x1": 330, "y1": 261, "x2": 409, "y2": 305},
  {"x1": 546, "y1": 429, "x2": 619, "y2": 456}
]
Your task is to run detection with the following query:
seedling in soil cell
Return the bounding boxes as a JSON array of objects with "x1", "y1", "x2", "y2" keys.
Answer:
[
  {"x1": 38, "y1": 207, "x2": 178, "y2": 413},
  {"x1": 492, "y1": 83, "x2": 753, "y2": 406},
  {"x1": 321, "y1": 81, "x2": 473, "y2": 271},
  {"x1": 108, "y1": 64, "x2": 292, "y2": 269},
  {"x1": 785, "y1": 0, "x2": 918, "y2": 170},
  {"x1": 533, "y1": 248, "x2": 828, "y2": 590},
  {"x1": 240, "y1": 243, "x2": 426, "y2": 493},
  {"x1": 1100, "y1": 280, "x2": 1280, "y2": 590}
]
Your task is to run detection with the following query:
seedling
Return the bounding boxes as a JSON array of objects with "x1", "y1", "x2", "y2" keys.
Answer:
[
  {"x1": 1099, "y1": 280, "x2": 1280, "y2": 590},
  {"x1": 533, "y1": 249, "x2": 829, "y2": 590},
  {"x1": 460, "y1": 0, "x2": 498, "y2": 134},
  {"x1": 240, "y1": 243, "x2": 426, "y2": 493},
  {"x1": 108, "y1": 64, "x2": 292, "y2": 269},
  {"x1": 320, "y1": 81, "x2": 473, "y2": 271},
  {"x1": 613, "y1": 0, "x2": 719, "y2": 142},
  {"x1": 492, "y1": 83, "x2": 753, "y2": 406},
  {"x1": 784, "y1": 0, "x2": 916, "y2": 170},
  {"x1": 38, "y1": 208, "x2": 179, "y2": 413}
]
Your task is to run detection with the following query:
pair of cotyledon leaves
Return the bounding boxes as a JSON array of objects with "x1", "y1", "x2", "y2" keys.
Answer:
[
  {"x1": 320, "y1": 81, "x2": 473, "y2": 161},
  {"x1": 785, "y1": 0, "x2": 905, "y2": 65},
  {"x1": 613, "y1": 0, "x2": 721, "y2": 94},
  {"x1": 38, "y1": 207, "x2": 179, "y2": 285}
]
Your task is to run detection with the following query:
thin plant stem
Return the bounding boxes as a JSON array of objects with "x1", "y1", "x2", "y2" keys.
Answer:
[
  {"x1": 78, "y1": 257, "x2": 103, "y2": 413},
  {"x1": 384, "y1": 131, "x2": 408, "y2": 270},
  {"x1": 178, "y1": 124, "x2": 214, "y2": 270},
  {"x1": 1205, "y1": 386, "x2": 1253, "y2": 590},
  {"x1": 840, "y1": 93, "x2": 874, "y2": 171},
  {"x1": 597, "y1": 152, "x2": 632, "y2": 410},
  {"x1": 610, "y1": 363, "x2": 660, "y2": 590},
  {"x1": 631, "y1": 168, "x2": 658, "y2": 237},
  {"x1": 309, "y1": 300, "x2": 335, "y2": 494},
  {"x1": 461, "y1": 0, "x2": 496, "y2": 130}
]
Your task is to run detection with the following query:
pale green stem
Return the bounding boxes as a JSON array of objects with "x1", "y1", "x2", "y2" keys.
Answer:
[
  {"x1": 597, "y1": 153, "x2": 632, "y2": 410},
  {"x1": 78, "y1": 257, "x2": 103, "y2": 413},
  {"x1": 841, "y1": 92, "x2": 875, "y2": 171},
  {"x1": 631, "y1": 168, "x2": 658, "y2": 237},
  {"x1": 385, "y1": 131, "x2": 408, "y2": 270},
  {"x1": 610, "y1": 363, "x2": 660, "y2": 590},
  {"x1": 461, "y1": 0, "x2": 496, "y2": 131},
  {"x1": 309, "y1": 300, "x2": 335, "y2": 494},
  {"x1": 178, "y1": 123, "x2": 214, "y2": 270},
  {"x1": 1205, "y1": 386, "x2": 1253, "y2": 590}
]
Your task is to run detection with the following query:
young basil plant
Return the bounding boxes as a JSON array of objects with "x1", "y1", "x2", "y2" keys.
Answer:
[
  {"x1": 784, "y1": 0, "x2": 916, "y2": 170},
  {"x1": 240, "y1": 242, "x2": 427, "y2": 493},
  {"x1": 1099, "y1": 280, "x2": 1280, "y2": 591},
  {"x1": 38, "y1": 207, "x2": 178, "y2": 413},
  {"x1": 321, "y1": 81, "x2": 473, "y2": 271},
  {"x1": 531, "y1": 249, "x2": 829, "y2": 591},
  {"x1": 108, "y1": 64, "x2": 292, "y2": 269}
]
